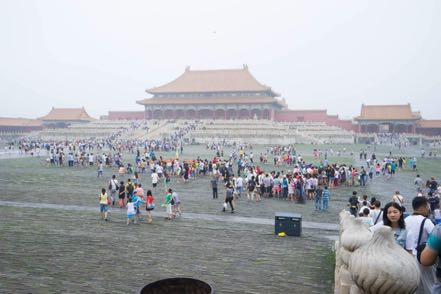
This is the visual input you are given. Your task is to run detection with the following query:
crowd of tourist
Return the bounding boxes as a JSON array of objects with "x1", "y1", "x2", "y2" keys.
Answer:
[{"x1": 5, "y1": 120, "x2": 441, "y2": 292}]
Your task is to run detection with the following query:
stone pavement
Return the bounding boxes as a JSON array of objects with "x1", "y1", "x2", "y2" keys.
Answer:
[
  {"x1": 0, "y1": 204, "x2": 336, "y2": 293},
  {"x1": 0, "y1": 200, "x2": 339, "y2": 232}
]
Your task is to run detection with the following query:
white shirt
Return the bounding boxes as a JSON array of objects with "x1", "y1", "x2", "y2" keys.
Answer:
[
  {"x1": 359, "y1": 216, "x2": 374, "y2": 227},
  {"x1": 236, "y1": 177, "x2": 243, "y2": 188},
  {"x1": 127, "y1": 202, "x2": 135, "y2": 215},
  {"x1": 151, "y1": 173, "x2": 159, "y2": 184},
  {"x1": 405, "y1": 214, "x2": 435, "y2": 255},
  {"x1": 359, "y1": 205, "x2": 371, "y2": 215}
]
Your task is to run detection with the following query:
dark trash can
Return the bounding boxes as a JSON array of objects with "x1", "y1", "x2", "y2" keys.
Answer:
[
  {"x1": 138, "y1": 277, "x2": 214, "y2": 294},
  {"x1": 275, "y1": 212, "x2": 302, "y2": 236}
]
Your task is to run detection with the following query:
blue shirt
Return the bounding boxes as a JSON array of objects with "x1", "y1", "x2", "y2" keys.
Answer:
[
  {"x1": 322, "y1": 189, "x2": 330, "y2": 200},
  {"x1": 427, "y1": 225, "x2": 441, "y2": 252}
]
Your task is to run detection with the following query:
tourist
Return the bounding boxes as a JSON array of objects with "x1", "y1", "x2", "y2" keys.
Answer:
[
  {"x1": 126, "y1": 179, "x2": 135, "y2": 200},
  {"x1": 281, "y1": 175, "x2": 289, "y2": 200},
  {"x1": 223, "y1": 182, "x2": 235, "y2": 213},
  {"x1": 392, "y1": 191, "x2": 405, "y2": 208},
  {"x1": 415, "y1": 174, "x2": 423, "y2": 193},
  {"x1": 97, "y1": 161, "x2": 104, "y2": 178},
  {"x1": 151, "y1": 169, "x2": 159, "y2": 189},
  {"x1": 164, "y1": 188, "x2": 174, "y2": 220},
  {"x1": 315, "y1": 186, "x2": 323, "y2": 211},
  {"x1": 118, "y1": 180, "x2": 125, "y2": 208},
  {"x1": 126, "y1": 197, "x2": 135, "y2": 225},
  {"x1": 235, "y1": 175, "x2": 243, "y2": 198},
  {"x1": 371, "y1": 201, "x2": 383, "y2": 225},
  {"x1": 348, "y1": 191, "x2": 359, "y2": 217},
  {"x1": 247, "y1": 176, "x2": 256, "y2": 201},
  {"x1": 405, "y1": 196, "x2": 436, "y2": 293},
  {"x1": 322, "y1": 186, "x2": 330, "y2": 210},
  {"x1": 359, "y1": 208, "x2": 374, "y2": 227},
  {"x1": 131, "y1": 189, "x2": 144, "y2": 224},
  {"x1": 172, "y1": 191, "x2": 182, "y2": 217},
  {"x1": 371, "y1": 202, "x2": 407, "y2": 249},
  {"x1": 108, "y1": 175, "x2": 119, "y2": 206},
  {"x1": 133, "y1": 171, "x2": 139, "y2": 185},
  {"x1": 210, "y1": 176, "x2": 218, "y2": 199},
  {"x1": 429, "y1": 177, "x2": 438, "y2": 194},
  {"x1": 98, "y1": 188, "x2": 110, "y2": 221},
  {"x1": 145, "y1": 190, "x2": 155, "y2": 224},
  {"x1": 358, "y1": 200, "x2": 371, "y2": 216},
  {"x1": 419, "y1": 225, "x2": 441, "y2": 293}
]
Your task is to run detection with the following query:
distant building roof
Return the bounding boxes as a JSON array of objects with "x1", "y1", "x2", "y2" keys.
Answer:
[
  {"x1": 0, "y1": 117, "x2": 43, "y2": 127},
  {"x1": 137, "y1": 96, "x2": 284, "y2": 106},
  {"x1": 146, "y1": 65, "x2": 279, "y2": 95},
  {"x1": 39, "y1": 107, "x2": 95, "y2": 121},
  {"x1": 354, "y1": 104, "x2": 421, "y2": 121},
  {"x1": 417, "y1": 120, "x2": 441, "y2": 128}
]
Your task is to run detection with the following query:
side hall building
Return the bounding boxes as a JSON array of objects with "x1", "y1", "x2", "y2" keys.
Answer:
[
  {"x1": 39, "y1": 107, "x2": 95, "y2": 128},
  {"x1": 354, "y1": 104, "x2": 421, "y2": 133}
]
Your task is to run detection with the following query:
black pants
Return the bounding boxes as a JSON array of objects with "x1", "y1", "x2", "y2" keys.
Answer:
[
  {"x1": 213, "y1": 188, "x2": 218, "y2": 199},
  {"x1": 225, "y1": 197, "x2": 234, "y2": 210}
]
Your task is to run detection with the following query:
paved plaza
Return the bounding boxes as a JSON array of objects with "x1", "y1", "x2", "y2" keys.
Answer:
[{"x1": 0, "y1": 144, "x2": 439, "y2": 293}]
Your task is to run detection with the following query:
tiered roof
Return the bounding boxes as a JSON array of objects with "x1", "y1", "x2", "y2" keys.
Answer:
[
  {"x1": 39, "y1": 107, "x2": 95, "y2": 121},
  {"x1": 138, "y1": 66, "x2": 284, "y2": 108},
  {"x1": 145, "y1": 65, "x2": 278, "y2": 95},
  {"x1": 417, "y1": 120, "x2": 441, "y2": 128},
  {"x1": 354, "y1": 104, "x2": 421, "y2": 121}
]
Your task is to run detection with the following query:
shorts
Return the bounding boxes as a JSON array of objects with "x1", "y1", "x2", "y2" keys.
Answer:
[
  {"x1": 100, "y1": 204, "x2": 109, "y2": 212},
  {"x1": 166, "y1": 203, "x2": 172, "y2": 214},
  {"x1": 153, "y1": 183, "x2": 157, "y2": 188},
  {"x1": 127, "y1": 213, "x2": 135, "y2": 219}
]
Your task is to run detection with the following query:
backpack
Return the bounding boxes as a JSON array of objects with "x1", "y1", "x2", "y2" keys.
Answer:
[
  {"x1": 226, "y1": 188, "x2": 234, "y2": 200},
  {"x1": 127, "y1": 183, "x2": 134, "y2": 194},
  {"x1": 248, "y1": 180, "x2": 255, "y2": 191},
  {"x1": 349, "y1": 196, "x2": 358, "y2": 207}
]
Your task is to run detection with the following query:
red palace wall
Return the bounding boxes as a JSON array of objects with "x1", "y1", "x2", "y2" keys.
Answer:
[
  {"x1": 274, "y1": 110, "x2": 328, "y2": 122},
  {"x1": 108, "y1": 111, "x2": 145, "y2": 120},
  {"x1": 274, "y1": 110, "x2": 355, "y2": 131}
]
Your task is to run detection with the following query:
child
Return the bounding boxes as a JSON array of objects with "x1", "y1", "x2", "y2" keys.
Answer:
[
  {"x1": 315, "y1": 186, "x2": 323, "y2": 211},
  {"x1": 322, "y1": 186, "x2": 330, "y2": 210},
  {"x1": 126, "y1": 198, "x2": 135, "y2": 225},
  {"x1": 131, "y1": 193, "x2": 144, "y2": 224},
  {"x1": 146, "y1": 190, "x2": 155, "y2": 224}
]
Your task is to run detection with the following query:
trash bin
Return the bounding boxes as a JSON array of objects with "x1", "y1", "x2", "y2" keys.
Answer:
[
  {"x1": 275, "y1": 212, "x2": 302, "y2": 236},
  {"x1": 138, "y1": 277, "x2": 214, "y2": 294}
]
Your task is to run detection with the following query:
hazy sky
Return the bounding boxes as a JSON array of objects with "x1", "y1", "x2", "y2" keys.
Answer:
[{"x1": 1, "y1": 0, "x2": 440, "y2": 120}]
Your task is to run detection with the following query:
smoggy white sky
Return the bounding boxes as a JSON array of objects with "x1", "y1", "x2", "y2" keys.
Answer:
[{"x1": 1, "y1": 0, "x2": 440, "y2": 120}]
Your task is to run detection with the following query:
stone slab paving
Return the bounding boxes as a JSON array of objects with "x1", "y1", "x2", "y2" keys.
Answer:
[
  {"x1": 0, "y1": 200, "x2": 339, "y2": 231},
  {"x1": 0, "y1": 206, "x2": 335, "y2": 293}
]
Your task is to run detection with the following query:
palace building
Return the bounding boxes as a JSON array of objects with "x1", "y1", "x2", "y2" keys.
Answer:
[
  {"x1": 39, "y1": 107, "x2": 95, "y2": 127},
  {"x1": 0, "y1": 118, "x2": 43, "y2": 133},
  {"x1": 136, "y1": 65, "x2": 287, "y2": 120},
  {"x1": 354, "y1": 104, "x2": 421, "y2": 133}
]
